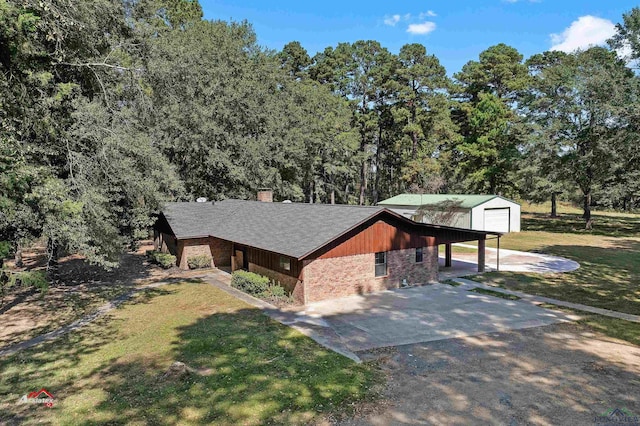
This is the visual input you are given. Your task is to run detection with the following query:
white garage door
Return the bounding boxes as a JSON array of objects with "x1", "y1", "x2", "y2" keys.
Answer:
[{"x1": 484, "y1": 208, "x2": 510, "y2": 232}]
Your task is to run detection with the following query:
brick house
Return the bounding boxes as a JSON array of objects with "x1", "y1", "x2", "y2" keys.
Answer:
[{"x1": 154, "y1": 196, "x2": 495, "y2": 304}]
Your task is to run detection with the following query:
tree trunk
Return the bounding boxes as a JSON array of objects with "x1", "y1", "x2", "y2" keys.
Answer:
[
  {"x1": 583, "y1": 191, "x2": 592, "y2": 230},
  {"x1": 359, "y1": 160, "x2": 367, "y2": 205},
  {"x1": 14, "y1": 241, "x2": 23, "y2": 268},
  {"x1": 373, "y1": 125, "x2": 382, "y2": 205},
  {"x1": 330, "y1": 189, "x2": 335, "y2": 205},
  {"x1": 550, "y1": 192, "x2": 558, "y2": 218},
  {"x1": 309, "y1": 180, "x2": 314, "y2": 204},
  {"x1": 46, "y1": 237, "x2": 59, "y2": 275}
]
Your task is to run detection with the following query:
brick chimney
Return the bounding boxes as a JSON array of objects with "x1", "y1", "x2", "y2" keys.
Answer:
[{"x1": 257, "y1": 189, "x2": 273, "y2": 202}]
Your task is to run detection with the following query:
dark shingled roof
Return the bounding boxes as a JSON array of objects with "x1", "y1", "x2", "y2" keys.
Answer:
[{"x1": 161, "y1": 199, "x2": 387, "y2": 259}]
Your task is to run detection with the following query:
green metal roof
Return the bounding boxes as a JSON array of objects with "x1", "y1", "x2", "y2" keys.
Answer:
[{"x1": 378, "y1": 194, "x2": 503, "y2": 209}]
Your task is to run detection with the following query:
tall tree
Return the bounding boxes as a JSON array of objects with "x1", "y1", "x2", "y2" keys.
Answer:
[
  {"x1": 454, "y1": 43, "x2": 530, "y2": 102},
  {"x1": 393, "y1": 43, "x2": 455, "y2": 193},
  {"x1": 310, "y1": 41, "x2": 395, "y2": 204},
  {"x1": 524, "y1": 47, "x2": 637, "y2": 228},
  {"x1": 455, "y1": 92, "x2": 520, "y2": 194},
  {"x1": 450, "y1": 44, "x2": 527, "y2": 195},
  {"x1": 609, "y1": 7, "x2": 640, "y2": 69},
  {"x1": 0, "y1": 0, "x2": 182, "y2": 269},
  {"x1": 279, "y1": 41, "x2": 311, "y2": 79}
]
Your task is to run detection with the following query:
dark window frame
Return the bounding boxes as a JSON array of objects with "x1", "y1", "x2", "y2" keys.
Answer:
[
  {"x1": 415, "y1": 247, "x2": 424, "y2": 263},
  {"x1": 279, "y1": 256, "x2": 291, "y2": 271},
  {"x1": 375, "y1": 251, "x2": 387, "y2": 277}
]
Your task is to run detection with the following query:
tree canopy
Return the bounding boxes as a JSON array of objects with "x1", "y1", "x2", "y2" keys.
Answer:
[{"x1": 1, "y1": 1, "x2": 638, "y2": 270}]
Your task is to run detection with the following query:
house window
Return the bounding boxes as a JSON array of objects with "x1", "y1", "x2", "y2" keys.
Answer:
[
  {"x1": 280, "y1": 256, "x2": 291, "y2": 271},
  {"x1": 375, "y1": 252, "x2": 387, "y2": 277},
  {"x1": 416, "y1": 247, "x2": 423, "y2": 263}
]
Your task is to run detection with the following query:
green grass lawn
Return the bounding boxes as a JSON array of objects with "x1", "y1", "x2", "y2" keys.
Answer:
[
  {"x1": 469, "y1": 209, "x2": 640, "y2": 315},
  {"x1": 469, "y1": 287, "x2": 521, "y2": 301},
  {"x1": 0, "y1": 282, "x2": 379, "y2": 425}
]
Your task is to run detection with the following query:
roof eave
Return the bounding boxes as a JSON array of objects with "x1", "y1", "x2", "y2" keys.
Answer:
[{"x1": 296, "y1": 208, "x2": 386, "y2": 261}]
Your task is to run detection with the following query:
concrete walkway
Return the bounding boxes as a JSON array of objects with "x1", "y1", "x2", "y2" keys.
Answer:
[
  {"x1": 453, "y1": 277, "x2": 640, "y2": 323},
  {"x1": 440, "y1": 244, "x2": 580, "y2": 277}
]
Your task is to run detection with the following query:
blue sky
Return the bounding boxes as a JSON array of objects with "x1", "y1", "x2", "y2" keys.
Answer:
[{"x1": 200, "y1": 1, "x2": 637, "y2": 74}]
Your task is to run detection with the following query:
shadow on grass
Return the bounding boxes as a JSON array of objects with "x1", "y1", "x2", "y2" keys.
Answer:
[
  {"x1": 85, "y1": 308, "x2": 377, "y2": 425},
  {"x1": 522, "y1": 212, "x2": 640, "y2": 237},
  {"x1": 0, "y1": 283, "x2": 378, "y2": 425},
  {"x1": 472, "y1": 240, "x2": 640, "y2": 316}
]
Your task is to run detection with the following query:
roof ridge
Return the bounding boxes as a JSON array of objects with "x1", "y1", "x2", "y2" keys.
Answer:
[{"x1": 220, "y1": 199, "x2": 384, "y2": 210}]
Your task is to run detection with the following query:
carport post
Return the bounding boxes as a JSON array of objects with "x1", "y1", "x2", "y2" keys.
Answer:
[
  {"x1": 445, "y1": 243, "x2": 452, "y2": 267},
  {"x1": 496, "y1": 236, "x2": 500, "y2": 272},
  {"x1": 478, "y1": 238, "x2": 486, "y2": 272}
]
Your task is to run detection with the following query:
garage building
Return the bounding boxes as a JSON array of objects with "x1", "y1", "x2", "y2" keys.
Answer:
[{"x1": 378, "y1": 194, "x2": 521, "y2": 233}]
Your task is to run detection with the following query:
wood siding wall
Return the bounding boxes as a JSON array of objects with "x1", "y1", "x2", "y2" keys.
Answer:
[
  {"x1": 235, "y1": 244, "x2": 303, "y2": 279},
  {"x1": 312, "y1": 217, "x2": 437, "y2": 260}
]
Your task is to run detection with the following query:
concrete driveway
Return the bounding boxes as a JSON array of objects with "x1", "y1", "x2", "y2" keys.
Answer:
[
  {"x1": 297, "y1": 284, "x2": 573, "y2": 352},
  {"x1": 439, "y1": 244, "x2": 580, "y2": 280}
]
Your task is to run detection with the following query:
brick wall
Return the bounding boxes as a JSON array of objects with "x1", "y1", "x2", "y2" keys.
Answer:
[
  {"x1": 249, "y1": 263, "x2": 305, "y2": 303},
  {"x1": 177, "y1": 238, "x2": 213, "y2": 269},
  {"x1": 209, "y1": 238, "x2": 232, "y2": 266},
  {"x1": 302, "y1": 246, "x2": 438, "y2": 303},
  {"x1": 386, "y1": 247, "x2": 438, "y2": 287}
]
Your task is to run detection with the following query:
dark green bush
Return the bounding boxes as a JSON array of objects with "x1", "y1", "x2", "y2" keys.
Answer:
[
  {"x1": 147, "y1": 250, "x2": 176, "y2": 269},
  {"x1": 155, "y1": 253, "x2": 176, "y2": 269},
  {"x1": 187, "y1": 255, "x2": 211, "y2": 269},
  {"x1": 0, "y1": 241, "x2": 11, "y2": 260},
  {"x1": 231, "y1": 270, "x2": 270, "y2": 296},
  {"x1": 8, "y1": 270, "x2": 48, "y2": 294},
  {"x1": 231, "y1": 272, "x2": 294, "y2": 304},
  {"x1": 266, "y1": 283, "x2": 286, "y2": 298}
]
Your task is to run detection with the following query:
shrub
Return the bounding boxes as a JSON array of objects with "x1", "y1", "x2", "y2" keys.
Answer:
[
  {"x1": 154, "y1": 253, "x2": 177, "y2": 269},
  {"x1": 262, "y1": 282, "x2": 295, "y2": 305},
  {"x1": 147, "y1": 250, "x2": 176, "y2": 269},
  {"x1": 0, "y1": 241, "x2": 11, "y2": 260},
  {"x1": 8, "y1": 270, "x2": 48, "y2": 294},
  {"x1": 266, "y1": 282, "x2": 286, "y2": 298},
  {"x1": 231, "y1": 272, "x2": 294, "y2": 304},
  {"x1": 231, "y1": 270, "x2": 269, "y2": 296},
  {"x1": 187, "y1": 255, "x2": 211, "y2": 269}
]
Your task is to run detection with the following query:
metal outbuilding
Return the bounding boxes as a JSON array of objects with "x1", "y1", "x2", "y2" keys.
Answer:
[{"x1": 378, "y1": 194, "x2": 521, "y2": 233}]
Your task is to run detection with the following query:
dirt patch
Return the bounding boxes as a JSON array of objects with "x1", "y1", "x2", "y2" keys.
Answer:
[
  {"x1": 343, "y1": 323, "x2": 640, "y2": 425},
  {"x1": 0, "y1": 241, "x2": 204, "y2": 348}
]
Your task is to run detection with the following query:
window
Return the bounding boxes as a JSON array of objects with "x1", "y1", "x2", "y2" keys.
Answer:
[
  {"x1": 416, "y1": 247, "x2": 423, "y2": 263},
  {"x1": 375, "y1": 252, "x2": 387, "y2": 277},
  {"x1": 279, "y1": 256, "x2": 291, "y2": 271}
]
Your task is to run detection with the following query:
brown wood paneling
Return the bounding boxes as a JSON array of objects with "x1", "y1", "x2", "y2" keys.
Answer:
[
  {"x1": 314, "y1": 216, "x2": 437, "y2": 260},
  {"x1": 305, "y1": 211, "x2": 490, "y2": 260},
  {"x1": 235, "y1": 244, "x2": 302, "y2": 279}
]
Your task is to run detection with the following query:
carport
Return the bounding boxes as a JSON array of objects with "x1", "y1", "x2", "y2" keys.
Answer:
[{"x1": 428, "y1": 226, "x2": 502, "y2": 273}]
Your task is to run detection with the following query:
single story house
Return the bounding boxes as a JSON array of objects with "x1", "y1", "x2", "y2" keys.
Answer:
[
  {"x1": 154, "y1": 196, "x2": 497, "y2": 304},
  {"x1": 378, "y1": 194, "x2": 521, "y2": 233}
]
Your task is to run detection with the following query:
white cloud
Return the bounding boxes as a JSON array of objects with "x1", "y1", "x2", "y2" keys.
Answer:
[
  {"x1": 384, "y1": 14, "x2": 401, "y2": 26},
  {"x1": 550, "y1": 15, "x2": 616, "y2": 52},
  {"x1": 407, "y1": 21, "x2": 437, "y2": 35},
  {"x1": 419, "y1": 10, "x2": 437, "y2": 18}
]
